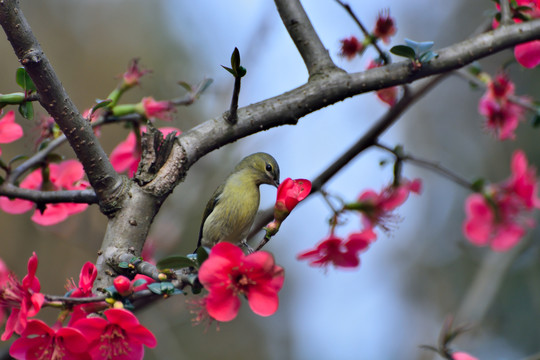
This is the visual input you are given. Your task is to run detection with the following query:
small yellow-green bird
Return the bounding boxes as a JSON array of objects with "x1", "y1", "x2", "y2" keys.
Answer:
[{"x1": 197, "y1": 152, "x2": 280, "y2": 249}]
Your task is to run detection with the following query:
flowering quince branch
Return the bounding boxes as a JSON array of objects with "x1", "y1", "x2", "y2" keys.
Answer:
[{"x1": 0, "y1": 0, "x2": 539, "y2": 357}]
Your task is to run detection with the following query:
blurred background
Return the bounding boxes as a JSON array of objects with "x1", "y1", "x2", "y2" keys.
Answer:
[{"x1": 0, "y1": 0, "x2": 539, "y2": 359}]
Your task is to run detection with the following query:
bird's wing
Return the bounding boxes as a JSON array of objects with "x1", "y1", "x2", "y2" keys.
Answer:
[{"x1": 196, "y1": 183, "x2": 224, "y2": 249}]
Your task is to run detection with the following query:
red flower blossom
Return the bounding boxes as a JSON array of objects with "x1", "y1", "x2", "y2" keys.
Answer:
[
  {"x1": 198, "y1": 242, "x2": 285, "y2": 322},
  {"x1": 0, "y1": 110, "x2": 23, "y2": 156},
  {"x1": 121, "y1": 58, "x2": 151, "y2": 88},
  {"x1": 73, "y1": 308, "x2": 156, "y2": 360},
  {"x1": 373, "y1": 10, "x2": 396, "y2": 44},
  {"x1": 0, "y1": 252, "x2": 44, "y2": 340},
  {"x1": 355, "y1": 178, "x2": 422, "y2": 231},
  {"x1": 110, "y1": 126, "x2": 180, "y2": 177},
  {"x1": 494, "y1": 0, "x2": 540, "y2": 68},
  {"x1": 297, "y1": 228, "x2": 376, "y2": 269},
  {"x1": 114, "y1": 276, "x2": 132, "y2": 296},
  {"x1": 139, "y1": 97, "x2": 176, "y2": 121},
  {"x1": 478, "y1": 73, "x2": 529, "y2": 140},
  {"x1": 463, "y1": 150, "x2": 540, "y2": 251},
  {"x1": 274, "y1": 178, "x2": 311, "y2": 222},
  {"x1": 67, "y1": 262, "x2": 97, "y2": 299},
  {"x1": 0, "y1": 159, "x2": 90, "y2": 225},
  {"x1": 452, "y1": 352, "x2": 479, "y2": 360},
  {"x1": 9, "y1": 319, "x2": 90, "y2": 360},
  {"x1": 367, "y1": 60, "x2": 399, "y2": 106},
  {"x1": 0, "y1": 258, "x2": 9, "y2": 326},
  {"x1": 339, "y1": 36, "x2": 364, "y2": 60},
  {"x1": 65, "y1": 262, "x2": 101, "y2": 325}
]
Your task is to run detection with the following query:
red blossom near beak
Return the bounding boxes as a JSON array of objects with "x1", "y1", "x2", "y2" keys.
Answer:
[{"x1": 274, "y1": 178, "x2": 312, "y2": 222}]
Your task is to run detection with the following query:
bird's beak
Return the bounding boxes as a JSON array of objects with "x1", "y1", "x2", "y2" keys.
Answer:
[{"x1": 273, "y1": 179, "x2": 280, "y2": 188}]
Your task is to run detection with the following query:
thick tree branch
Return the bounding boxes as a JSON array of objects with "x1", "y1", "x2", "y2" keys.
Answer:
[
  {"x1": 175, "y1": 19, "x2": 540, "y2": 176},
  {"x1": 0, "y1": 0, "x2": 123, "y2": 210},
  {"x1": 274, "y1": 0, "x2": 341, "y2": 77}
]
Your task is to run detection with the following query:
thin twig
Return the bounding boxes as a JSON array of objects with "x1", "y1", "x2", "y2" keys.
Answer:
[
  {"x1": 374, "y1": 142, "x2": 474, "y2": 190},
  {"x1": 499, "y1": 0, "x2": 513, "y2": 26},
  {"x1": 274, "y1": 0, "x2": 340, "y2": 77},
  {"x1": 334, "y1": 0, "x2": 390, "y2": 63}
]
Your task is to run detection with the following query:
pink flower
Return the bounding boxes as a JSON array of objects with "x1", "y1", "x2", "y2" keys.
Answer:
[
  {"x1": 373, "y1": 10, "x2": 396, "y2": 44},
  {"x1": 110, "y1": 126, "x2": 180, "y2": 177},
  {"x1": 140, "y1": 97, "x2": 176, "y2": 121},
  {"x1": 0, "y1": 252, "x2": 45, "y2": 340},
  {"x1": 452, "y1": 352, "x2": 479, "y2": 360},
  {"x1": 121, "y1": 58, "x2": 151, "y2": 88},
  {"x1": 0, "y1": 159, "x2": 90, "y2": 225},
  {"x1": 478, "y1": 73, "x2": 529, "y2": 140},
  {"x1": 339, "y1": 36, "x2": 364, "y2": 60},
  {"x1": 65, "y1": 262, "x2": 102, "y2": 325},
  {"x1": 67, "y1": 262, "x2": 97, "y2": 299},
  {"x1": 0, "y1": 110, "x2": 23, "y2": 156},
  {"x1": 198, "y1": 242, "x2": 285, "y2": 322},
  {"x1": 297, "y1": 229, "x2": 376, "y2": 269},
  {"x1": 494, "y1": 0, "x2": 540, "y2": 68},
  {"x1": 0, "y1": 258, "x2": 9, "y2": 326},
  {"x1": 9, "y1": 319, "x2": 90, "y2": 360},
  {"x1": 274, "y1": 178, "x2": 311, "y2": 222},
  {"x1": 463, "y1": 150, "x2": 540, "y2": 251},
  {"x1": 355, "y1": 178, "x2": 422, "y2": 231},
  {"x1": 73, "y1": 309, "x2": 156, "y2": 360},
  {"x1": 367, "y1": 60, "x2": 399, "y2": 106}
]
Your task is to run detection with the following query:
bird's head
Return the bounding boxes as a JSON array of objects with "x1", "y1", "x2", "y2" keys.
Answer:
[{"x1": 235, "y1": 152, "x2": 280, "y2": 188}]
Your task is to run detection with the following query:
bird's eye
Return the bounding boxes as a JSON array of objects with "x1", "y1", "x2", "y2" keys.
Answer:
[{"x1": 266, "y1": 163, "x2": 273, "y2": 172}]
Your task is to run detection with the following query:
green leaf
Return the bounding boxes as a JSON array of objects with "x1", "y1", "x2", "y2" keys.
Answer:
[
  {"x1": 196, "y1": 246, "x2": 209, "y2": 265},
  {"x1": 390, "y1": 45, "x2": 416, "y2": 60},
  {"x1": 177, "y1": 81, "x2": 193, "y2": 92},
  {"x1": 230, "y1": 47, "x2": 241, "y2": 71},
  {"x1": 147, "y1": 282, "x2": 163, "y2": 294},
  {"x1": 532, "y1": 109, "x2": 540, "y2": 128},
  {"x1": 471, "y1": 178, "x2": 485, "y2": 192},
  {"x1": 90, "y1": 99, "x2": 112, "y2": 117},
  {"x1": 221, "y1": 65, "x2": 236, "y2": 77},
  {"x1": 467, "y1": 62, "x2": 482, "y2": 76},
  {"x1": 15, "y1": 68, "x2": 37, "y2": 92},
  {"x1": 8, "y1": 154, "x2": 29, "y2": 167},
  {"x1": 118, "y1": 262, "x2": 130, "y2": 269},
  {"x1": 45, "y1": 153, "x2": 63, "y2": 163},
  {"x1": 237, "y1": 66, "x2": 247, "y2": 78},
  {"x1": 18, "y1": 101, "x2": 34, "y2": 120},
  {"x1": 156, "y1": 255, "x2": 195, "y2": 270},
  {"x1": 132, "y1": 278, "x2": 148, "y2": 288}
]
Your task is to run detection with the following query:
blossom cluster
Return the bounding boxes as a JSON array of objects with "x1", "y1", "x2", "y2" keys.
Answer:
[
  {"x1": 0, "y1": 253, "x2": 156, "y2": 360},
  {"x1": 298, "y1": 179, "x2": 422, "y2": 269},
  {"x1": 463, "y1": 150, "x2": 540, "y2": 251},
  {"x1": 339, "y1": 11, "x2": 399, "y2": 106},
  {"x1": 478, "y1": 73, "x2": 529, "y2": 140}
]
